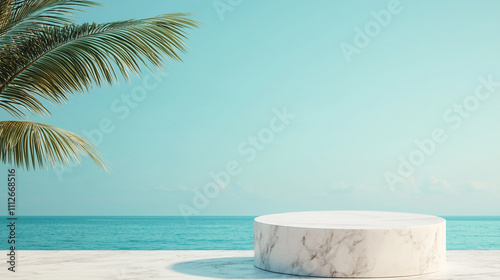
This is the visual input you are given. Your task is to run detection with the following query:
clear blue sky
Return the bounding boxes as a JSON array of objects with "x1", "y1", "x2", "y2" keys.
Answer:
[{"x1": 1, "y1": 0, "x2": 500, "y2": 216}]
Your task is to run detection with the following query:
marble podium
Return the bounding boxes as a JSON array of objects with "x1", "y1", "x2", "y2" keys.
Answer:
[{"x1": 254, "y1": 211, "x2": 446, "y2": 278}]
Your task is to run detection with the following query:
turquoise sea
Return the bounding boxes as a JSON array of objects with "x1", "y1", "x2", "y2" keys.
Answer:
[{"x1": 3, "y1": 216, "x2": 499, "y2": 250}]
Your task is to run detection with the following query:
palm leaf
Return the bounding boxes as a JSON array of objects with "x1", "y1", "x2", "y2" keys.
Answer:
[
  {"x1": 0, "y1": 13, "x2": 197, "y2": 118},
  {"x1": 0, "y1": 0, "x2": 99, "y2": 45},
  {"x1": 0, "y1": 120, "x2": 108, "y2": 171}
]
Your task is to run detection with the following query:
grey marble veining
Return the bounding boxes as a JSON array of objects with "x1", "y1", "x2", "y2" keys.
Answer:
[
  {"x1": 254, "y1": 211, "x2": 446, "y2": 278},
  {"x1": 0, "y1": 250, "x2": 498, "y2": 279}
]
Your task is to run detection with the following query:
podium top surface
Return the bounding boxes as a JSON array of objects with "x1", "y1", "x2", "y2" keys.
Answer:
[{"x1": 254, "y1": 211, "x2": 445, "y2": 229}]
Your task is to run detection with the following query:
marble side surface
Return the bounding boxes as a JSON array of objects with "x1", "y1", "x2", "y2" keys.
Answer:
[
  {"x1": 254, "y1": 211, "x2": 446, "y2": 278},
  {"x1": 0, "y1": 250, "x2": 498, "y2": 280}
]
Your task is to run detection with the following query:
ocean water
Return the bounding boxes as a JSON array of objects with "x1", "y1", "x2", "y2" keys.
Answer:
[{"x1": 2, "y1": 216, "x2": 499, "y2": 250}]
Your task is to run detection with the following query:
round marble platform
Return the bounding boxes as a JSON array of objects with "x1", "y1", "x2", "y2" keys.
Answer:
[{"x1": 254, "y1": 211, "x2": 446, "y2": 278}]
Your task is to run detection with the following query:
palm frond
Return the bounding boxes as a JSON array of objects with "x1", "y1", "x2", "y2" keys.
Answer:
[
  {"x1": 0, "y1": 120, "x2": 108, "y2": 171},
  {"x1": 0, "y1": 13, "x2": 198, "y2": 118},
  {"x1": 0, "y1": 0, "x2": 99, "y2": 45}
]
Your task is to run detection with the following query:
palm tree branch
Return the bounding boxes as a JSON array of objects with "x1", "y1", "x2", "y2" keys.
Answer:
[
  {"x1": 0, "y1": 13, "x2": 197, "y2": 118},
  {"x1": 0, "y1": 120, "x2": 108, "y2": 171},
  {"x1": 0, "y1": 0, "x2": 99, "y2": 44}
]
